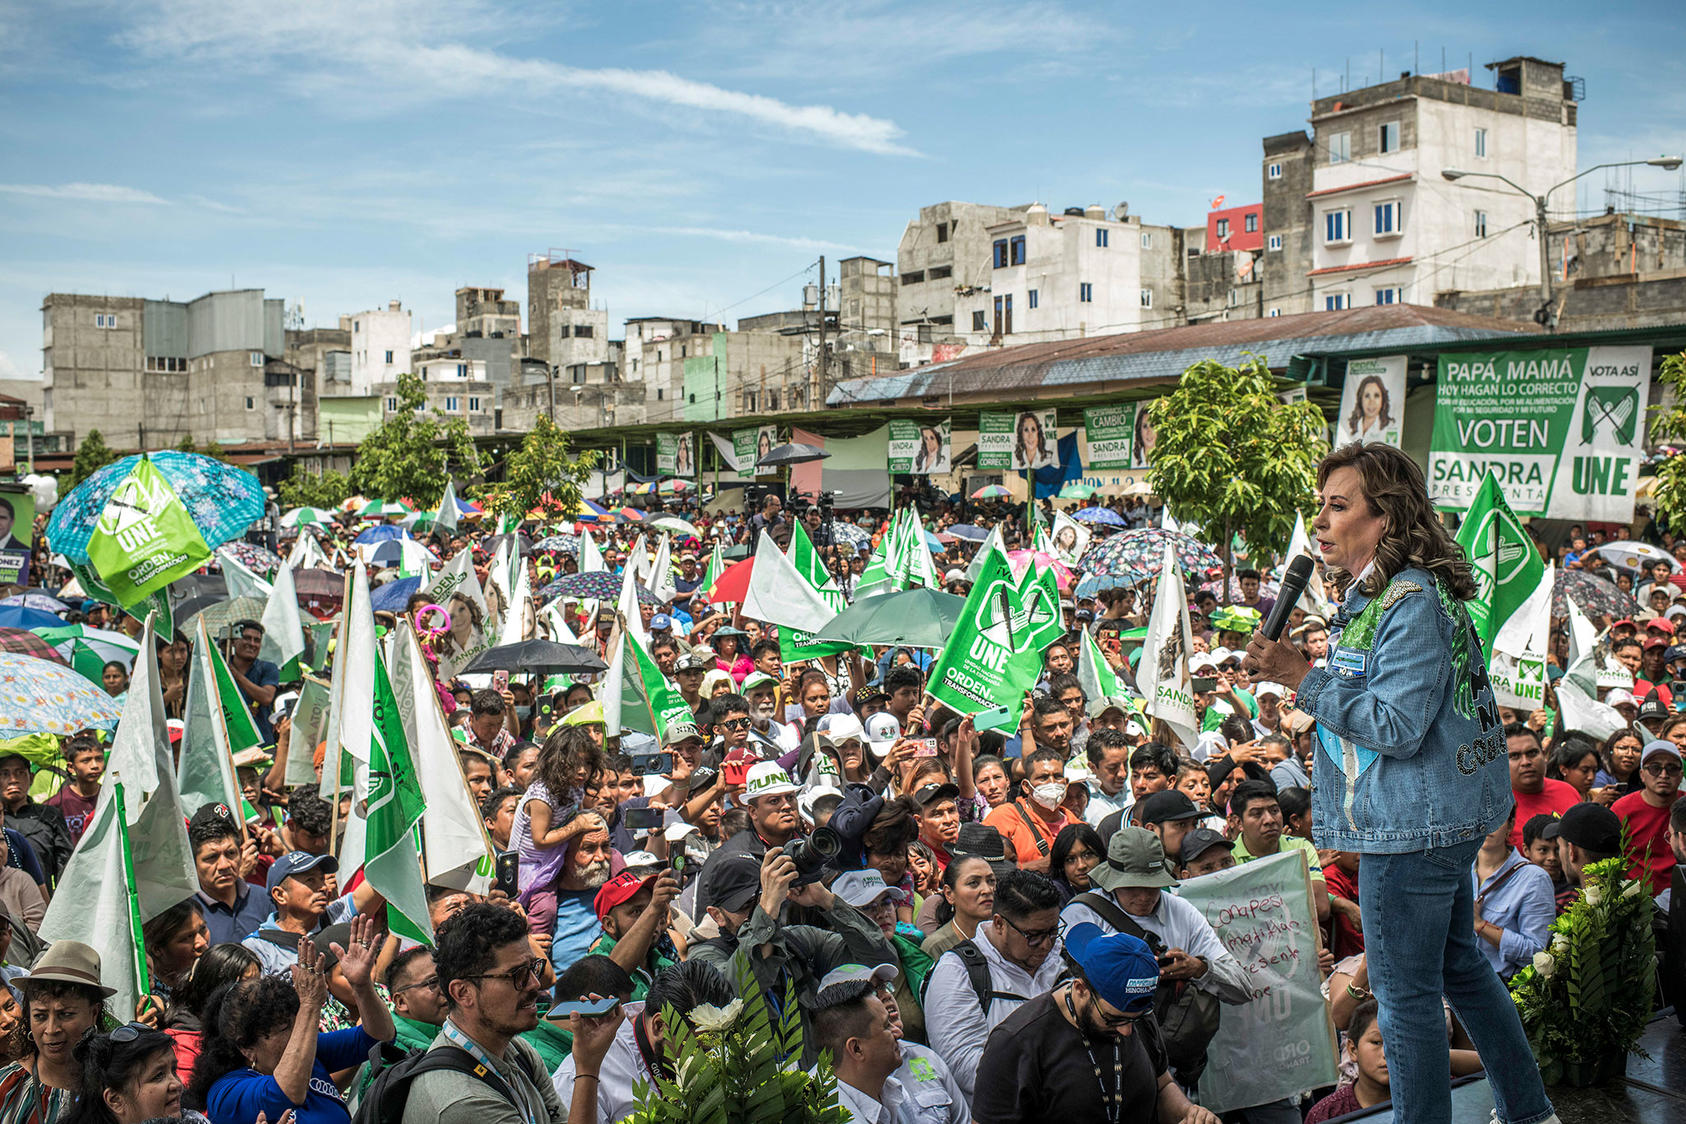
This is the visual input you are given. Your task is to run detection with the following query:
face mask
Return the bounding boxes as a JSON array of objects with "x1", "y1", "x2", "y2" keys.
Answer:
[
  {"x1": 514, "y1": 706, "x2": 532, "y2": 721},
  {"x1": 1031, "y1": 782, "x2": 1066, "y2": 810}
]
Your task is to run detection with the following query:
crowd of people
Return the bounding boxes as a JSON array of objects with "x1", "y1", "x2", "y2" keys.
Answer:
[{"x1": 0, "y1": 452, "x2": 1681, "y2": 1124}]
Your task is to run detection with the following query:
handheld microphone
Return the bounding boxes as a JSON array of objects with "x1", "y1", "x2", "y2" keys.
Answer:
[{"x1": 1262, "y1": 555, "x2": 1316, "y2": 641}]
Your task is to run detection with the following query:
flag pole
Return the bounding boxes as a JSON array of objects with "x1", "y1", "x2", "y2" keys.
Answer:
[
  {"x1": 328, "y1": 567, "x2": 352, "y2": 856},
  {"x1": 113, "y1": 782, "x2": 153, "y2": 1002}
]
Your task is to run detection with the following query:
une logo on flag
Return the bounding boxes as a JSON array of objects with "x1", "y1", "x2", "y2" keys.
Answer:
[{"x1": 97, "y1": 473, "x2": 171, "y2": 554}]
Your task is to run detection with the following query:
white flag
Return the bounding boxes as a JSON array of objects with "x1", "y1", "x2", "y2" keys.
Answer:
[
  {"x1": 540, "y1": 600, "x2": 580, "y2": 645},
  {"x1": 965, "y1": 523, "x2": 1006, "y2": 584},
  {"x1": 433, "y1": 480, "x2": 461, "y2": 536},
  {"x1": 1284, "y1": 512, "x2": 1335, "y2": 619},
  {"x1": 38, "y1": 791, "x2": 148, "y2": 1022},
  {"x1": 617, "y1": 558, "x2": 647, "y2": 645},
  {"x1": 743, "y1": 530, "x2": 837, "y2": 634},
  {"x1": 498, "y1": 555, "x2": 533, "y2": 644},
  {"x1": 321, "y1": 563, "x2": 377, "y2": 804},
  {"x1": 259, "y1": 561, "x2": 306, "y2": 678},
  {"x1": 1566, "y1": 598, "x2": 1598, "y2": 670},
  {"x1": 1142, "y1": 543, "x2": 1198, "y2": 751},
  {"x1": 1491, "y1": 563, "x2": 1553, "y2": 712},
  {"x1": 391, "y1": 623, "x2": 494, "y2": 893},
  {"x1": 579, "y1": 529, "x2": 606, "y2": 575},
  {"x1": 648, "y1": 533, "x2": 676, "y2": 605},
  {"x1": 218, "y1": 547, "x2": 273, "y2": 601}
]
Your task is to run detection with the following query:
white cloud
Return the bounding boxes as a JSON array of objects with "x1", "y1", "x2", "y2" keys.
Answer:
[
  {"x1": 0, "y1": 182, "x2": 168, "y2": 205},
  {"x1": 113, "y1": 0, "x2": 915, "y2": 154},
  {"x1": 0, "y1": 350, "x2": 29, "y2": 381},
  {"x1": 644, "y1": 226, "x2": 857, "y2": 253}
]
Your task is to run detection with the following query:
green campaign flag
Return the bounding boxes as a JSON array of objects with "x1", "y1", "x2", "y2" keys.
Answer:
[
  {"x1": 926, "y1": 550, "x2": 1058, "y2": 731},
  {"x1": 206, "y1": 635, "x2": 263, "y2": 753},
  {"x1": 68, "y1": 559, "x2": 173, "y2": 637},
  {"x1": 1453, "y1": 470, "x2": 1545, "y2": 657},
  {"x1": 85, "y1": 457, "x2": 212, "y2": 607},
  {"x1": 179, "y1": 619, "x2": 246, "y2": 818},
  {"x1": 855, "y1": 513, "x2": 902, "y2": 598},
  {"x1": 701, "y1": 542, "x2": 726, "y2": 599},
  {"x1": 779, "y1": 521, "x2": 851, "y2": 662},
  {"x1": 1076, "y1": 625, "x2": 1124, "y2": 703},
  {"x1": 365, "y1": 650, "x2": 431, "y2": 943},
  {"x1": 605, "y1": 628, "x2": 692, "y2": 739}
]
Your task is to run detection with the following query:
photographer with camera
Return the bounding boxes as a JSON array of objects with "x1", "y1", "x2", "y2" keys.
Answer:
[
  {"x1": 687, "y1": 846, "x2": 898, "y2": 1053},
  {"x1": 694, "y1": 762, "x2": 804, "y2": 913}
]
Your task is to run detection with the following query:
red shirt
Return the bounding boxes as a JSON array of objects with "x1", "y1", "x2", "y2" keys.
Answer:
[
  {"x1": 44, "y1": 786, "x2": 98, "y2": 846},
  {"x1": 1322, "y1": 861, "x2": 1364, "y2": 959},
  {"x1": 1509, "y1": 780, "x2": 1581, "y2": 850},
  {"x1": 1612, "y1": 790, "x2": 1679, "y2": 895}
]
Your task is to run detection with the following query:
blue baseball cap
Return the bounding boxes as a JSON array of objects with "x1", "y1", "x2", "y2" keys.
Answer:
[
  {"x1": 650, "y1": 614, "x2": 673, "y2": 631},
  {"x1": 1064, "y1": 923, "x2": 1159, "y2": 1013},
  {"x1": 266, "y1": 850, "x2": 339, "y2": 895}
]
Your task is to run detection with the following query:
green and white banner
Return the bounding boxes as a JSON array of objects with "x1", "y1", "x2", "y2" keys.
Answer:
[
  {"x1": 976, "y1": 412, "x2": 1016, "y2": 470},
  {"x1": 1176, "y1": 852, "x2": 1339, "y2": 1114},
  {"x1": 1453, "y1": 470, "x2": 1545, "y2": 657},
  {"x1": 656, "y1": 432, "x2": 696, "y2": 478},
  {"x1": 887, "y1": 418, "x2": 951, "y2": 475},
  {"x1": 926, "y1": 550, "x2": 1061, "y2": 731},
  {"x1": 1083, "y1": 405, "x2": 1136, "y2": 469},
  {"x1": 86, "y1": 457, "x2": 213, "y2": 607},
  {"x1": 1429, "y1": 347, "x2": 1652, "y2": 522},
  {"x1": 734, "y1": 425, "x2": 778, "y2": 481},
  {"x1": 977, "y1": 409, "x2": 1059, "y2": 471}
]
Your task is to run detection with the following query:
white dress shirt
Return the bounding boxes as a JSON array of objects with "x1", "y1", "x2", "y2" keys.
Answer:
[
  {"x1": 553, "y1": 1001, "x2": 647, "y2": 1124},
  {"x1": 1061, "y1": 888, "x2": 1253, "y2": 1004},
  {"x1": 922, "y1": 921, "x2": 1065, "y2": 1100}
]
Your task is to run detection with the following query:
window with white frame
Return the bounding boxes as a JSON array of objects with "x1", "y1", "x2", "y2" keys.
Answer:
[
  {"x1": 1096, "y1": 229, "x2": 1109, "y2": 248},
  {"x1": 1328, "y1": 132, "x2": 1350, "y2": 163},
  {"x1": 1375, "y1": 287, "x2": 1402, "y2": 305},
  {"x1": 384, "y1": 350, "x2": 393, "y2": 364},
  {"x1": 1216, "y1": 218, "x2": 1231, "y2": 240},
  {"x1": 1268, "y1": 162, "x2": 1282, "y2": 179},
  {"x1": 1324, "y1": 293, "x2": 1351, "y2": 311},
  {"x1": 456, "y1": 363, "x2": 468, "y2": 378},
  {"x1": 1373, "y1": 198, "x2": 1401, "y2": 238},
  {"x1": 1140, "y1": 232, "x2": 1152, "y2": 248},
  {"x1": 1474, "y1": 210, "x2": 1488, "y2": 238},
  {"x1": 1379, "y1": 121, "x2": 1400, "y2": 153},
  {"x1": 1474, "y1": 127, "x2": 1487, "y2": 158},
  {"x1": 1079, "y1": 282, "x2": 1094, "y2": 303},
  {"x1": 1140, "y1": 289, "x2": 1152, "y2": 309},
  {"x1": 445, "y1": 396, "x2": 460, "y2": 412},
  {"x1": 1324, "y1": 209, "x2": 1351, "y2": 245},
  {"x1": 1268, "y1": 234, "x2": 1283, "y2": 252},
  {"x1": 469, "y1": 396, "x2": 480, "y2": 412},
  {"x1": 249, "y1": 351, "x2": 263, "y2": 367},
  {"x1": 385, "y1": 397, "x2": 398, "y2": 412},
  {"x1": 95, "y1": 313, "x2": 117, "y2": 328}
]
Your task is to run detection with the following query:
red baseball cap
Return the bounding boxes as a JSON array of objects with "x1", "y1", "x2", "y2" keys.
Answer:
[
  {"x1": 1643, "y1": 636, "x2": 1668, "y2": 650},
  {"x1": 593, "y1": 870, "x2": 657, "y2": 920},
  {"x1": 1646, "y1": 617, "x2": 1675, "y2": 636}
]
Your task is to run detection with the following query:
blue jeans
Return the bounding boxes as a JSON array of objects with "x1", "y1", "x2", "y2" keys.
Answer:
[{"x1": 1359, "y1": 840, "x2": 1555, "y2": 1124}]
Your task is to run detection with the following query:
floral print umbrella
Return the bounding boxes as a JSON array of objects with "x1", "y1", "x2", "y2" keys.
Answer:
[
  {"x1": 45, "y1": 451, "x2": 265, "y2": 565},
  {"x1": 0, "y1": 652, "x2": 124, "y2": 735},
  {"x1": 1553, "y1": 569, "x2": 1639, "y2": 621},
  {"x1": 1077, "y1": 527, "x2": 1223, "y2": 579}
]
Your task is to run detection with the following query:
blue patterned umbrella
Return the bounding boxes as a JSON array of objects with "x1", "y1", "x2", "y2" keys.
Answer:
[
  {"x1": 538, "y1": 570, "x2": 662, "y2": 605},
  {"x1": 1077, "y1": 528, "x2": 1222, "y2": 579},
  {"x1": 46, "y1": 451, "x2": 265, "y2": 565},
  {"x1": 1072, "y1": 507, "x2": 1126, "y2": 527},
  {"x1": 0, "y1": 593, "x2": 72, "y2": 614},
  {"x1": 0, "y1": 652, "x2": 125, "y2": 735},
  {"x1": 534, "y1": 534, "x2": 580, "y2": 555},
  {"x1": 354, "y1": 524, "x2": 411, "y2": 546},
  {"x1": 823, "y1": 523, "x2": 872, "y2": 550}
]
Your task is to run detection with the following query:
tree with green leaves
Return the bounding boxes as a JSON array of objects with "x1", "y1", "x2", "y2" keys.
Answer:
[
  {"x1": 1145, "y1": 353, "x2": 1327, "y2": 577},
  {"x1": 278, "y1": 466, "x2": 354, "y2": 510},
  {"x1": 1648, "y1": 351, "x2": 1686, "y2": 533},
  {"x1": 349, "y1": 371, "x2": 482, "y2": 507},
  {"x1": 68, "y1": 429, "x2": 120, "y2": 488},
  {"x1": 483, "y1": 414, "x2": 598, "y2": 523}
]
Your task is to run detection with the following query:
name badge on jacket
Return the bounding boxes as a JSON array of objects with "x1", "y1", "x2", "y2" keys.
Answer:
[{"x1": 1330, "y1": 648, "x2": 1368, "y2": 679}]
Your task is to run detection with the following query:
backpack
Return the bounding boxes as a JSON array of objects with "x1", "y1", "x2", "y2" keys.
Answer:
[
  {"x1": 919, "y1": 940, "x2": 1031, "y2": 1014},
  {"x1": 350, "y1": 1040, "x2": 543, "y2": 1124},
  {"x1": 1072, "y1": 891, "x2": 1222, "y2": 1084}
]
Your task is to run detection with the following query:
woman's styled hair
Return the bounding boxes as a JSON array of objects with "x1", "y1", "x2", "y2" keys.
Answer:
[
  {"x1": 1344, "y1": 375, "x2": 1395, "y2": 435},
  {"x1": 168, "y1": 943, "x2": 260, "y2": 1029},
  {"x1": 62, "y1": 1026, "x2": 177, "y2": 1124},
  {"x1": 1317, "y1": 443, "x2": 1478, "y2": 600},
  {"x1": 185, "y1": 977, "x2": 299, "y2": 1108},
  {"x1": 1049, "y1": 822, "x2": 1105, "y2": 894}
]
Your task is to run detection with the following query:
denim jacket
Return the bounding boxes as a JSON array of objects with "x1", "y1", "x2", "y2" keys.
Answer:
[{"x1": 1297, "y1": 565, "x2": 1509, "y2": 854}]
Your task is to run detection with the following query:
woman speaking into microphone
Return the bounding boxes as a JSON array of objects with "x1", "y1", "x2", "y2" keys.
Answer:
[{"x1": 1244, "y1": 444, "x2": 1557, "y2": 1124}]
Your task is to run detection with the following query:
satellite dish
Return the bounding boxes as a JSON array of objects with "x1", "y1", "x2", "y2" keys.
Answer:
[{"x1": 1113, "y1": 201, "x2": 1130, "y2": 221}]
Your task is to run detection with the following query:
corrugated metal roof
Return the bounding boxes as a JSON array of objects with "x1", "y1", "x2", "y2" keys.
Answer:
[{"x1": 828, "y1": 304, "x2": 1539, "y2": 405}]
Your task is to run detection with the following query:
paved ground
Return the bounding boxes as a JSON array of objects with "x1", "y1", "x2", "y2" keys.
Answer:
[{"x1": 1328, "y1": 1012, "x2": 1685, "y2": 1122}]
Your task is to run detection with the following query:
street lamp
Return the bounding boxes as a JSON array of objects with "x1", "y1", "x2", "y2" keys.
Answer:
[{"x1": 1441, "y1": 156, "x2": 1683, "y2": 328}]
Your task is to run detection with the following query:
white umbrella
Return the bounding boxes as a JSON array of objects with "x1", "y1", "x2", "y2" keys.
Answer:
[{"x1": 1590, "y1": 540, "x2": 1679, "y2": 574}]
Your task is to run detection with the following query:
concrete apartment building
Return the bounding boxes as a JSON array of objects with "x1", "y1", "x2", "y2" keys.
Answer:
[
  {"x1": 1295, "y1": 57, "x2": 1577, "y2": 314},
  {"x1": 41, "y1": 288, "x2": 308, "y2": 449},
  {"x1": 1261, "y1": 131, "x2": 1318, "y2": 316},
  {"x1": 348, "y1": 301, "x2": 412, "y2": 394},
  {"x1": 896, "y1": 201, "x2": 1027, "y2": 364}
]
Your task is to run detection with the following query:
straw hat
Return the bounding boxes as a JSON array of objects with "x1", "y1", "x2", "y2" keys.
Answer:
[{"x1": 24, "y1": 941, "x2": 116, "y2": 997}]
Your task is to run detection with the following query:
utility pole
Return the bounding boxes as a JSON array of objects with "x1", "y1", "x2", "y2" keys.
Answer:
[
  {"x1": 546, "y1": 364, "x2": 557, "y2": 423},
  {"x1": 816, "y1": 255, "x2": 826, "y2": 406}
]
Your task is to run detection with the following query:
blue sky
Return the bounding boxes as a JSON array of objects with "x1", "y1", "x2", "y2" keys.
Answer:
[{"x1": 2, "y1": 0, "x2": 1682, "y2": 388}]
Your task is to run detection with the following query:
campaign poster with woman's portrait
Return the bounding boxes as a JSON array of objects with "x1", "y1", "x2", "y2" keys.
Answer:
[
  {"x1": 1010, "y1": 409, "x2": 1059, "y2": 471},
  {"x1": 1336, "y1": 355, "x2": 1406, "y2": 448}
]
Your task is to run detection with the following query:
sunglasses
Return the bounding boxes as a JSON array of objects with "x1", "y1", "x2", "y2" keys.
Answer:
[
  {"x1": 998, "y1": 915, "x2": 1065, "y2": 946},
  {"x1": 1088, "y1": 996, "x2": 1151, "y2": 1027},
  {"x1": 1643, "y1": 761, "x2": 1682, "y2": 777},
  {"x1": 466, "y1": 958, "x2": 546, "y2": 988},
  {"x1": 391, "y1": 975, "x2": 440, "y2": 994},
  {"x1": 719, "y1": 718, "x2": 752, "y2": 731},
  {"x1": 110, "y1": 1022, "x2": 152, "y2": 1044}
]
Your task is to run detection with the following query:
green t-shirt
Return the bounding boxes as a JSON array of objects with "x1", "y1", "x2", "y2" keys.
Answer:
[
  {"x1": 1231, "y1": 833, "x2": 1324, "y2": 882},
  {"x1": 587, "y1": 933, "x2": 676, "y2": 1002},
  {"x1": 1201, "y1": 688, "x2": 1258, "y2": 732}
]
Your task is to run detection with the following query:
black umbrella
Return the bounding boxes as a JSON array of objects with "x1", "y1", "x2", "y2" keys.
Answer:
[
  {"x1": 461, "y1": 639, "x2": 607, "y2": 675},
  {"x1": 755, "y1": 442, "x2": 830, "y2": 469},
  {"x1": 485, "y1": 533, "x2": 534, "y2": 559}
]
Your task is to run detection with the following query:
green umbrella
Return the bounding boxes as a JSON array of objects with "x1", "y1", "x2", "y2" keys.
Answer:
[
  {"x1": 1058, "y1": 482, "x2": 1098, "y2": 499},
  {"x1": 28, "y1": 624, "x2": 142, "y2": 685},
  {"x1": 810, "y1": 588, "x2": 968, "y2": 650}
]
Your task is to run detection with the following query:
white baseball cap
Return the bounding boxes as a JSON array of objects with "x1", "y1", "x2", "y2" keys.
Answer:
[
  {"x1": 1190, "y1": 654, "x2": 1220, "y2": 674},
  {"x1": 863, "y1": 711, "x2": 901, "y2": 754},
  {"x1": 817, "y1": 713, "x2": 865, "y2": 744},
  {"x1": 743, "y1": 761, "x2": 800, "y2": 800},
  {"x1": 831, "y1": 869, "x2": 908, "y2": 908},
  {"x1": 1252, "y1": 681, "x2": 1287, "y2": 700}
]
